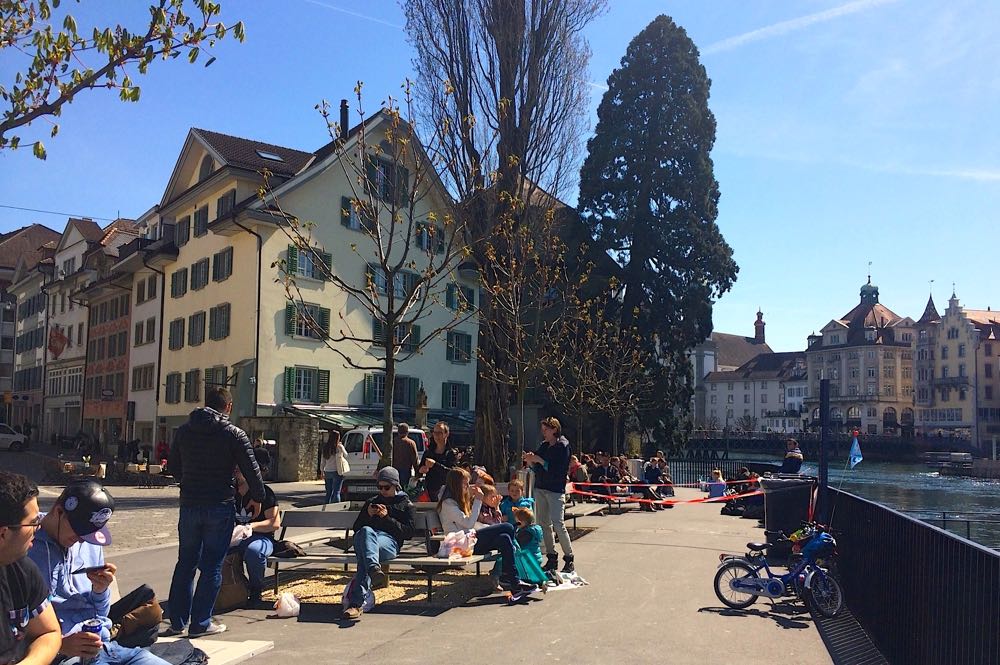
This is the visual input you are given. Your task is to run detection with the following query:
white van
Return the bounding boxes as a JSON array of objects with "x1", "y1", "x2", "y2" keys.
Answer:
[{"x1": 340, "y1": 426, "x2": 428, "y2": 500}]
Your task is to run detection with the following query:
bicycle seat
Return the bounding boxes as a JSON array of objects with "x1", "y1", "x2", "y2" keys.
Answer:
[{"x1": 747, "y1": 542, "x2": 769, "y2": 551}]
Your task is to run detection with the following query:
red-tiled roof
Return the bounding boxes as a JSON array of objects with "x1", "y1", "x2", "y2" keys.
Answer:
[
  {"x1": 192, "y1": 128, "x2": 313, "y2": 177},
  {"x1": 0, "y1": 223, "x2": 60, "y2": 271}
]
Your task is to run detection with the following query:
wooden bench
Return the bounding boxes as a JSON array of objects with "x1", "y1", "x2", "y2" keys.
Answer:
[
  {"x1": 267, "y1": 509, "x2": 484, "y2": 601},
  {"x1": 564, "y1": 502, "x2": 606, "y2": 528}
]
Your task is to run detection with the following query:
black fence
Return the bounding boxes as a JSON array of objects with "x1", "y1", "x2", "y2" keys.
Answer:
[
  {"x1": 665, "y1": 458, "x2": 780, "y2": 486},
  {"x1": 828, "y1": 488, "x2": 1000, "y2": 664}
]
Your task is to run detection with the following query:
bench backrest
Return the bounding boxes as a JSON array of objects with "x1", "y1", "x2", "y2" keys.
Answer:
[
  {"x1": 280, "y1": 509, "x2": 357, "y2": 530},
  {"x1": 414, "y1": 510, "x2": 442, "y2": 533}
]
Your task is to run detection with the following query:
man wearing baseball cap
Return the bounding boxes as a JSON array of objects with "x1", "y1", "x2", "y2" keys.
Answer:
[{"x1": 28, "y1": 481, "x2": 168, "y2": 665}]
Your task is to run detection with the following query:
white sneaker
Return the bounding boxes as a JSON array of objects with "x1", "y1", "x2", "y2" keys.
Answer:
[{"x1": 189, "y1": 621, "x2": 227, "y2": 637}]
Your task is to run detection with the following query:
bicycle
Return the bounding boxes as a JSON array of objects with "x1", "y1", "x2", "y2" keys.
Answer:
[{"x1": 713, "y1": 522, "x2": 844, "y2": 618}]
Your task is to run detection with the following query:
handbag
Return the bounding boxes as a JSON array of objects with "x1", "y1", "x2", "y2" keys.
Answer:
[
  {"x1": 336, "y1": 451, "x2": 350, "y2": 475},
  {"x1": 214, "y1": 551, "x2": 249, "y2": 612},
  {"x1": 271, "y1": 539, "x2": 307, "y2": 558},
  {"x1": 109, "y1": 584, "x2": 162, "y2": 648}
]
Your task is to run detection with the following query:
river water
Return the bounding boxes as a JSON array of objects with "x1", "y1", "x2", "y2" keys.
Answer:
[{"x1": 798, "y1": 460, "x2": 1000, "y2": 550}]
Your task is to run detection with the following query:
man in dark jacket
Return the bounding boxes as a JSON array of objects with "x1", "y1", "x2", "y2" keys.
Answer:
[
  {"x1": 343, "y1": 467, "x2": 415, "y2": 621},
  {"x1": 523, "y1": 416, "x2": 575, "y2": 573},
  {"x1": 780, "y1": 438, "x2": 804, "y2": 474},
  {"x1": 165, "y1": 387, "x2": 264, "y2": 638}
]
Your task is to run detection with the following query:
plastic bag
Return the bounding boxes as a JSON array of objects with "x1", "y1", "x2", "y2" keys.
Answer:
[
  {"x1": 229, "y1": 524, "x2": 252, "y2": 549},
  {"x1": 273, "y1": 592, "x2": 300, "y2": 618},
  {"x1": 436, "y1": 529, "x2": 477, "y2": 559},
  {"x1": 341, "y1": 577, "x2": 375, "y2": 613}
]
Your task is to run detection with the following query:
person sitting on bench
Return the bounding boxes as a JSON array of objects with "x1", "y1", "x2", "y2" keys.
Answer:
[
  {"x1": 343, "y1": 468, "x2": 415, "y2": 621},
  {"x1": 437, "y1": 468, "x2": 536, "y2": 596},
  {"x1": 28, "y1": 481, "x2": 168, "y2": 664},
  {"x1": 231, "y1": 466, "x2": 281, "y2": 605}
]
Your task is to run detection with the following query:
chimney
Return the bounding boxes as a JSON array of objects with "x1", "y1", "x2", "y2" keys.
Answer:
[
  {"x1": 339, "y1": 99, "x2": 349, "y2": 141},
  {"x1": 754, "y1": 309, "x2": 766, "y2": 344}
]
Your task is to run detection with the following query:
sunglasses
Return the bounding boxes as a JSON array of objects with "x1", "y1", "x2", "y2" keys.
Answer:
[{"x1": 377, "y1": 483, "x2": 394, "y2": 491}]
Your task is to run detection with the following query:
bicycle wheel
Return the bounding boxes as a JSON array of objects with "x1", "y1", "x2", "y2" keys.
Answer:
[
  {"x1": 808, "y1": 570, "x2": 843, "y2": 618},
  {"x1": 713, "y1": 560, "x2": 759, "y2": 609}
]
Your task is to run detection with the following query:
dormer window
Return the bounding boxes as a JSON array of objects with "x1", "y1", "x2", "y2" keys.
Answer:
[
  {"x1": 256, "y1": 149, "x2": 284, "y2": 162},
  {"x1": 198, "y1": 155, "x2": 214, "y2": 182}
]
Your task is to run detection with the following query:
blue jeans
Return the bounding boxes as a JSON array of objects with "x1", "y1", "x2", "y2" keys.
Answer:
[
  {"x1": 61, "y1": 641, "x2": 170, "y2": 664},
  {"x1": 349, "y1": 526, "x2": 398, "y2": 607},
  {"x1": 237, "y1": 533, "x2": 275, "y2": 594},
  {"x1": 473, "y1": 522, "x2": 517, "y2": 580},
  {"x1": 324, "y1": 471, "x2": 344, "y2": 503},
  {"x1": 168, "y1": 503, "x2": 235, "y2": 633}
]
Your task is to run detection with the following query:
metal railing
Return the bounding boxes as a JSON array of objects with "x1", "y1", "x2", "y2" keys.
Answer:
[
  {"x1": 901, "y1": 510, "x2": 1000, "y2": 549},
  {"x1": 828, "y1": 488, "x2": 1000, "y2": 664},
  {"x1": 664, "y1": 458, "x2": 780, "y2": 486}
]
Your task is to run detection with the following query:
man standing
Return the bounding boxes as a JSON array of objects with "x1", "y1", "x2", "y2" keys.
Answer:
[
  {"x1": 391, "y1": 423, "x2": 418, "y2": 490},
  {"x1": 0, "y1": 471, "x2": 61, "y2": 665},
  {"x1": 28, "y1": 481, "x2": 168, "y2": 665},
  {"x1": 166, "y1": 387, "x2": 264, "y2": 637},
  {"x1": 780, "y1": 438, "x2": 804, "y2": 474},
  {"x1": 343, "y1": 468, "x2": 415, "y2": 621}
]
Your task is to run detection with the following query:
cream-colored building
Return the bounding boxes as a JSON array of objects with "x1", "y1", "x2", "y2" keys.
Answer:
[
  {"x1": 914, "y1": 292, "x2": 1000, "y2": 451},
  {"x1": 152, "y1": 116, "x2": 478, "y2": 438},
  {"x1": 113, "y1": 209, "x2": 169, "y2": 445},
  {"x1": 10, "y1": 251, "x2": 54, "y2": 432},
  {"x1": 803, "y1": 279, "x2": 915, "y2": 435},
  {"x1": 704, "y1": 351, "x2": 805, "y2": 432}
]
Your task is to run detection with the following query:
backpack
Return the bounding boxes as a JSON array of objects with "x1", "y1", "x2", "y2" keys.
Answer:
[{"x1": 214, "y1": 551, "x2": 249, "y2": 612}]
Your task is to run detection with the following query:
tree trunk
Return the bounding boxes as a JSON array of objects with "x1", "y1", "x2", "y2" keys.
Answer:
[
  {"x1": 474, "y1": 372, "x2": 509, "y2": 479},
  {"x1": 382, "y1": 339, "x2": 395, "y2": 468}
]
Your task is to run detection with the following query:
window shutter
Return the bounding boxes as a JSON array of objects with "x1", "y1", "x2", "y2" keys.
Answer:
[
  {"x1": 435, "y1": 226, "x2": 445, "y2": 254},
  {"x1": 462, "y1": 286, "x2": 476, "y2": 308},
  {"x1": 364, "y1": 373, "x2": 374, "y2": 405},
  {"x1": 341, "y1": 196, "x2": 352, "y2": 227},
  {"x1": 365, "y1": 158, "x2": 379, "y2": 198},
  {"x1": 409, "y1": 377, "x2": 420, "y2": 407},
  {"x1": 319, "y1": 307, "x2": 331, "y2": 338},
  {"x1": 395, "y1": 165, "x2": 410, "y2": 206},
  {"x1": 409, "y1": 325, "x2": 421, "y2": 351},
  {"x1": 212, "y1": 253, "x2": 220, "y2": 281},
  {"x1": 287, "y1": 245, "x2": 298, "y2": 274},
  {"x1": 441, "y1": 383, "x2": 449, "y2": 409},
  {"x1": 221, "y1": 304, "x2": 230, "y2": 338},
  {"x1": 460, "y1": 383, "x2": 470, "y2": 410},
  {"x1": 446, "y1": 284, "x2": 456, "y2": 310},
  {"x1": 318, "y1": 370, "x2": 330, "y2": 403},
  {"x1": 372, "y1": 317, "x2": 384, "y2": 347},
  {"x1": 209, "y1": 307, "x2": 217, "y2": 340},
  {"x1": 285, "y1": 303, "x2": 296, "y2": 336},
  {"x1": 463, "y1": 333, "x2": 473, "y2": 362},
  {"x1": 446, "y1": 332, "x2": 454, "y2": 362},
  {"x1": 284, "y1": 367, "x2": 295, "y2": 402},
  {"x1": 320, "y1": 251, "x2": 332, "y2": 280}
]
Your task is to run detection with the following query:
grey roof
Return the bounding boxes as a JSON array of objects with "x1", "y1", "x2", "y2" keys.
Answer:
[
  {"x1": 710, "y1": 332, "x2": 772, "y2": 369},
  {"x1": 704, "y1": 351, "x2": 806, "y2": 382},
  {"x1": 0, "y1": 223, "x2": 60, "y2": 272}
]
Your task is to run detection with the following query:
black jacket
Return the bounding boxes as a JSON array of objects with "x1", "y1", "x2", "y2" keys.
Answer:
[
  {"x1": 170, "y1": 407, "x2": 265, "y2": 506},
  {"x1": 352, "y1": 492, "x2": 416, "y2": 549},
  {"x1": 532, "y1": 436, "x2": 572, "y2": 494}
]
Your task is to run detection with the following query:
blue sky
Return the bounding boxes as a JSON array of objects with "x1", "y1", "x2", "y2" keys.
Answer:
[{"x1": 2, "y1": 0, "x2": 998, "y2": 353}]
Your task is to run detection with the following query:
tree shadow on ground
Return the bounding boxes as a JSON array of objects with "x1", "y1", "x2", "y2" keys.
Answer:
[{"x1": 698, "y1": 601, "x2": 814, "y2": 631}]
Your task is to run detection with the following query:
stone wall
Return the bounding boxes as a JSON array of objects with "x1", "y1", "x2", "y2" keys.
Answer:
[{"x1": 241, "y1": 415, "x2": 321, "y2": 482}]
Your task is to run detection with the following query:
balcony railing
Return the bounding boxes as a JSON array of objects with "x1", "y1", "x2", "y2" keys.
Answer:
[{"x1": 933, "y1": 376, "x2": 970, "y2": 387}]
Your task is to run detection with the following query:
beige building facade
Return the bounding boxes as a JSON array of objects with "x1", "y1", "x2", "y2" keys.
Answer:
[
  {"x1": 803, "y1": 280, "x2": 915, "y2": 435},
  {"x1": 914, "y1": 292, "x2": 1000, "y2": 450}
]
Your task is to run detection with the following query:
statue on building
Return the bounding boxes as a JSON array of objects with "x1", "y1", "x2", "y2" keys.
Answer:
[{"x1": 415, "y1": 384, "x2": 429, "y2": 429}]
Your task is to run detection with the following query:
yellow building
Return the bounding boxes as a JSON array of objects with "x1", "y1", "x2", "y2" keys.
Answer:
[
  {"x1": 151, "y1": 113, "x2": 478, "y2": 438},
  {"x1": 803, "y1": 279, "x2": 916, "y2": 435},
  {"x1": 914, "y1": 292, "x2": 1000, "y2": 452}
]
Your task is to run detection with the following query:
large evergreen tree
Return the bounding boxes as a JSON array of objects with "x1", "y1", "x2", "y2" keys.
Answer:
[{"x1": 578, "y1": 15, "x2": 738, "y2": 446}]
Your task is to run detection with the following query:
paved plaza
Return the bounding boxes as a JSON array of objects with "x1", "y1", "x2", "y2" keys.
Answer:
[{"x1": 8, "y1": 449, "x2": 833, "y2": 664}]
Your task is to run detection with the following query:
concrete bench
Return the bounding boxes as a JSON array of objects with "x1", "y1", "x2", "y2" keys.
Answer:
[{"x1": 267, "y1": 509, "x2": 484, "y2": 601}]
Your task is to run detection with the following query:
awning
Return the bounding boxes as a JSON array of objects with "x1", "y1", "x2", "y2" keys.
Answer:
[{"x1": 280, "y1": 405, "x2": 475, "y2": 437}]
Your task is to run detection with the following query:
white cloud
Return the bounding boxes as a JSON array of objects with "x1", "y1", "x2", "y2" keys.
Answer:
[{"x1": 703, "y1": 0, "x2": 900, "y2": 55}]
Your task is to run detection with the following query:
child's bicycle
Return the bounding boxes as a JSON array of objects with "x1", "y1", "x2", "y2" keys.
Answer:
[{"x1": 713, "y1": 522, "x2": 844, "y2": 618}]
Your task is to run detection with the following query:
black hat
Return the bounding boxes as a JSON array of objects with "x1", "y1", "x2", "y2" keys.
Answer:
[{"x1": 59, "y1": 481, "x2": 114, "y2": 546}]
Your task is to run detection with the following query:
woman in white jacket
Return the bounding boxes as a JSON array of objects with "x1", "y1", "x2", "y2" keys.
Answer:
[{"x1": 437, "y1": 468, "x2": 535, "y2": 594}]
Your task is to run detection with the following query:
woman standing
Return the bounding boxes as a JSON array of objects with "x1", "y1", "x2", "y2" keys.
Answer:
[
  {"x1": 418, "y1": 421, "x2": 458, "y2": 501},
  {"x1": 436, "y1": 468, "x2": 536, "y2": 594},
  {"x1": 322, "y1": 431, "x2": 349, "y2": 504},
  {"x1": 522, "y1": 417, "x2": 574, "y2": 573}
]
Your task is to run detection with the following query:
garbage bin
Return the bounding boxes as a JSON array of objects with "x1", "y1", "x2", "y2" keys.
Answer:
[
  {"x1": 516, "y1": 467, "x2": 535, "y2": 498},
  {"x1": 760, "y1": 475, "x2": 817, "y2": 559}
]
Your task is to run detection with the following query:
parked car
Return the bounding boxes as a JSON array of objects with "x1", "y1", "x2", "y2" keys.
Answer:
[
  {"x1": 0, "y1": 424, "x2": 27, "y2": 452},
  {"x1": 340, "y1": 426, "x2": 428, "y2": 500}
]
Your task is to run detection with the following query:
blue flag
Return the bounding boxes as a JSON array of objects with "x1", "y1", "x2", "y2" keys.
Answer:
[{"x1": 849, "y1": 436, "x2": 863, "y2": 469}]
